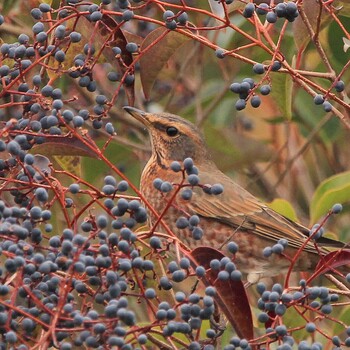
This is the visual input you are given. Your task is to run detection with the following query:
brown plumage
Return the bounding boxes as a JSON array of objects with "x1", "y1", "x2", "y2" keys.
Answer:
[{"x1": 124, "y1": 106, "x2": 343, "y2": 282}]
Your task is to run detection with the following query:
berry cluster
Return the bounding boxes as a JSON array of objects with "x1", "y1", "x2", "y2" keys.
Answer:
[
  {"x1": 243, "y1": 1, "x2": 299, "y2": 23},
  {"x1": 153, "y1": 158, "x2": 224, "y2": 241}
]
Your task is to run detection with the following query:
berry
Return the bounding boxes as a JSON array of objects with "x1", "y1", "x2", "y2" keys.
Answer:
[
  {"x1": 322, "y1": 101, "x2": 332, "y2": 112},
  {"x1": 253, "y1": 63, "x2": 265, "y2": 74},
  {"x1": 235, "y1": 99, "x2": 246, "y2": 111},
  {"x1": 275, "y1": 3, "x2": 287, "y2": 17},
  {"x1": 90, "y1": 11, "x2": 102, "y2": 22},
  {"x1": 256, "y1": 3, "x2": 269, "y2": 15},
  {"x1": 179, "y1": 257, "x2": 190, "y2": 269},
  {"x1": 163, "y1": 10, "x2": 175, "y2": 20},
  {"x1": 36, "y1": 31, "x2": 48, "y2": 43},
  {"x1": 332, "y1": 203, "x2": 343, "y2": 214},
  {"x1": 258, "y1": 312, "x2": 269, "y2": 323},
  {"x1": 266, "y1": 12, "x2": 277, "y2": 23},
  {"x1": 170, "y1": 161, "x2": 182, "y2": 172},
  {"x1": 211, "y1": 183, "x2": 224, "y2": 195},
  {"x1": 122, "y1": 10, "x2": 134, "y2": 21},
  {"x1": 192, "y1": 227, "x2": 203, "y2": 240},
  {"x1": 145, "y1": 288, "x2": 156, "y2": 299},
  {"x1": 181, "y1": 188, "x2": 192, "y2": 200},
  {"x1": 69, "y1": 31, "x2": 81, "y2": 42},
  {"x1": 243, "y1": 3, "x2": 255, "y2": 18},
  {"x1": 215, "y1": 49, "x2": 225, "y2": 59},
  {"x1": 305, "y1": 322, "x2": 316, "y2": 333},
  {"x1": 35, "y1": 187, "x2": 49, "y2": 202},
  {"x1": 250, "y1": 95, "x2": 261, "y2": 108},
  {"x1": 313, "y1": 94, "x2": 324, "y2": 105},
  {"x1": 263, "y1": 246, "x2": 272, "y2": 257},
  {"x1": 31, "y1": 8, "x2": 42, "y2": 19},
  {"x1": 39, "y1": 3, "x2": 51, "y2": 12},
  {"x1": 178, "y1": 12, "x2": 188, "y2": 24},
  {"x1": 335, "y1": 80, "x2": 345, "y2": 92},
  {"x1": 126, "y1": 42, "x2": 138, "y2": 53},
  {"x1": 55, "y1": 25, "x2": 66, "y2": 39},
  {"x1": 271, "y1": 60, "x2": 282, "y2": 71}
]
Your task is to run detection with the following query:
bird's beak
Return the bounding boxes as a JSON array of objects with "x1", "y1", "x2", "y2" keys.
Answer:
[{"x1": 123, "y1": 106, "x2": 149, "y2": 126}]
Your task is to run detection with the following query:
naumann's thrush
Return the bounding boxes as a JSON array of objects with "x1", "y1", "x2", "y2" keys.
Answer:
[{"x1": 124, "y1": 106, "x2": 343, "y2": 282}]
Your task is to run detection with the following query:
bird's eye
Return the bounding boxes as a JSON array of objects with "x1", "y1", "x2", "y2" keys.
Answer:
[{"x1": 166, "y1": 126, "x2": 179, "y2": 137}]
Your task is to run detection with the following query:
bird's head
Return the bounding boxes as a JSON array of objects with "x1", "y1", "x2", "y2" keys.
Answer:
[{"x1": 124, "y1": 106, "x2": 210, "y2": 167}]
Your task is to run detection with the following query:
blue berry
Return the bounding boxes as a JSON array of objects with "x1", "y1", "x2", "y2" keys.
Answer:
[
  {"x1": 126, "y1": 42, "x2": 138, "y2": 53},
  {"x1": 332, "y1": 203, "x2": 343, "y2": 214},
  {"x1": 266, "y1": 12, "x2": 277, "y2": 23},
  {"x1": 322, "y1": 101, "x2": 332, "y2": 112},
  {"x1": 160, "y1": 181, "x2": 173, "y2": 192},
  {"x1": 235, "y1": 99, "x2": 246, "y2": 111},
  {"x1": 243, "y1": 3, "x2": 255, "y2": 17},
  {"x1": 272, "y1": 243, "x2": 284, "y2": 254},
  {"x1": 163, "y1": 10, "x2": 175, "y2": 20},
  {"x1": 170, "y1": 161, "x2": 182, "y2": 172},
  {"x1": 122, "y1": 10, "x2": 134, "y2": 21},
  {"x1": 275, "y1": 3, "x2": 287, "y2": 17},
  {"x1": 334, "y1": 80, "x2": 345, "y2": 92},
  {"x1": 271, "y1": 60, "x2": 282, "y2": 71},
  {"x1": 178, "y1": 12, "x2": 188, "y2": 24},
  {"x1": 263, "y1": 246, "x2": 272, "y2": 257},
  {"x1": 253, "y1": 63, "x2": 265, "y2": 74},
  {"x1": 305, "y1": 322, "x2": 316, "y2": 333},
  {"x1": 258, "y1": 312, "x2": 269, "y2": 323},
  {"x1": 195, "y1": 266, "x2": 206, "y2": 277},
  {"x1": 35, "y1": 187, "x2": 49, "y2": 202},
  {"x1": 215, "y1": 48, "x2": 225, "y2": 59},
  {"x1": 250, "y1": 95, "x2": 261, "y2": 108},
  {"x1": 145, "y1": 288, "x2": 156, "y2": 299},
  {"x1": 181, "y1": 188, "x2": 193, "y2": 200},
  {"x1": 256, "y1": 3, "x2": 269, "y2": 15},
  {"x1": 90, "y1": 11, "x2": 102, "y2": 22},
  {"x1": 172, "y1": 270, "x2": 186, "y2": 282},
  {"x1": 31, "y1": 8, "x2": 42, "y2": 19},
  {"x1": 69, "y1": 31, "x2": 81, "y2": 42},
  {"x1": 313, "y1": 94, "x2": 324, "y2": 105}
]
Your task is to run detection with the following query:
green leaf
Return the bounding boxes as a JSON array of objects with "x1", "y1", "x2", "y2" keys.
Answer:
[
  {"x1": 310, "y1": 171, "x2": 350, "y2": 223},
  {"x1": 270, "y1": 70, "x2": 293, "y2": 120},
  {"x1": 328, "y1": 16, "x2": 350, "y2": 66},
  {"x1": 292, "y1": 0, "x2": 332, "y2": 50},
  {"x1": 267, "y1": 198, "x2": 298, "y2": 222},
  {"x1": 140, "y1": 28, "x2": 190, "y2": 100}
]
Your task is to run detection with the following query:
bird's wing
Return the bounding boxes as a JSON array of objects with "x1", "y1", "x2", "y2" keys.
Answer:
[{"x1": 185, "y1": 167, "x2": 342, "y2": 253}]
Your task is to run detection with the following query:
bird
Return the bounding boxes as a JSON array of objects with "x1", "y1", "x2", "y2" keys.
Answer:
[{"x1": 124, "y1": 106, "x2": 344, "y2": 283}]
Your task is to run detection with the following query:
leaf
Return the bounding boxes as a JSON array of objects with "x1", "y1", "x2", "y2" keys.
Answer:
[
  {"x1": 208, "y1": 0, "x2": 245, "y2": 18},
  {"x1": 270, "y1": 71, "x2": 293, "y2": 120},
  {"x1": 267, "y1": 199, "x2": 298, "y2": 222},
  {"x1": 139, "y1": 28, "x2": 190, "y2": 100},
  {"x1": 32, "y1": 134, "x2": 100, "y2": 159},
  {"x1": 312, "y1": 249, "x2": 350, "y2": 280},
  {"x1": 293, "y1": 0, "x2": 333, "y2": 50},
  {"x1": 53, "y1": 155, "x2": 81, "y2": 177},
  {"x1": 310, "y1": 171, "x2": 350, "y2": 223},
  {"x1": 190, "y1": 247, "x2": 254, "y2": 340}
]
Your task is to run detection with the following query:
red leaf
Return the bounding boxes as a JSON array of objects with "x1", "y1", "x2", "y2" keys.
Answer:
[
  {"x1": 312, "y1": 249, "x2": 350, "y2": 280},
  {"x1": 190, "y1": 247, "x2": 254, "y2": 340}
]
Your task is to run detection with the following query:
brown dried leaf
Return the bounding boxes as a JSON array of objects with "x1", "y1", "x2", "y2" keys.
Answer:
[
  {"x1": 77, "y1": 15, "x2": 135, "y2": 105},
  {"x1": 140, "y1": 27, "x2": 190, "y2": 100}
]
